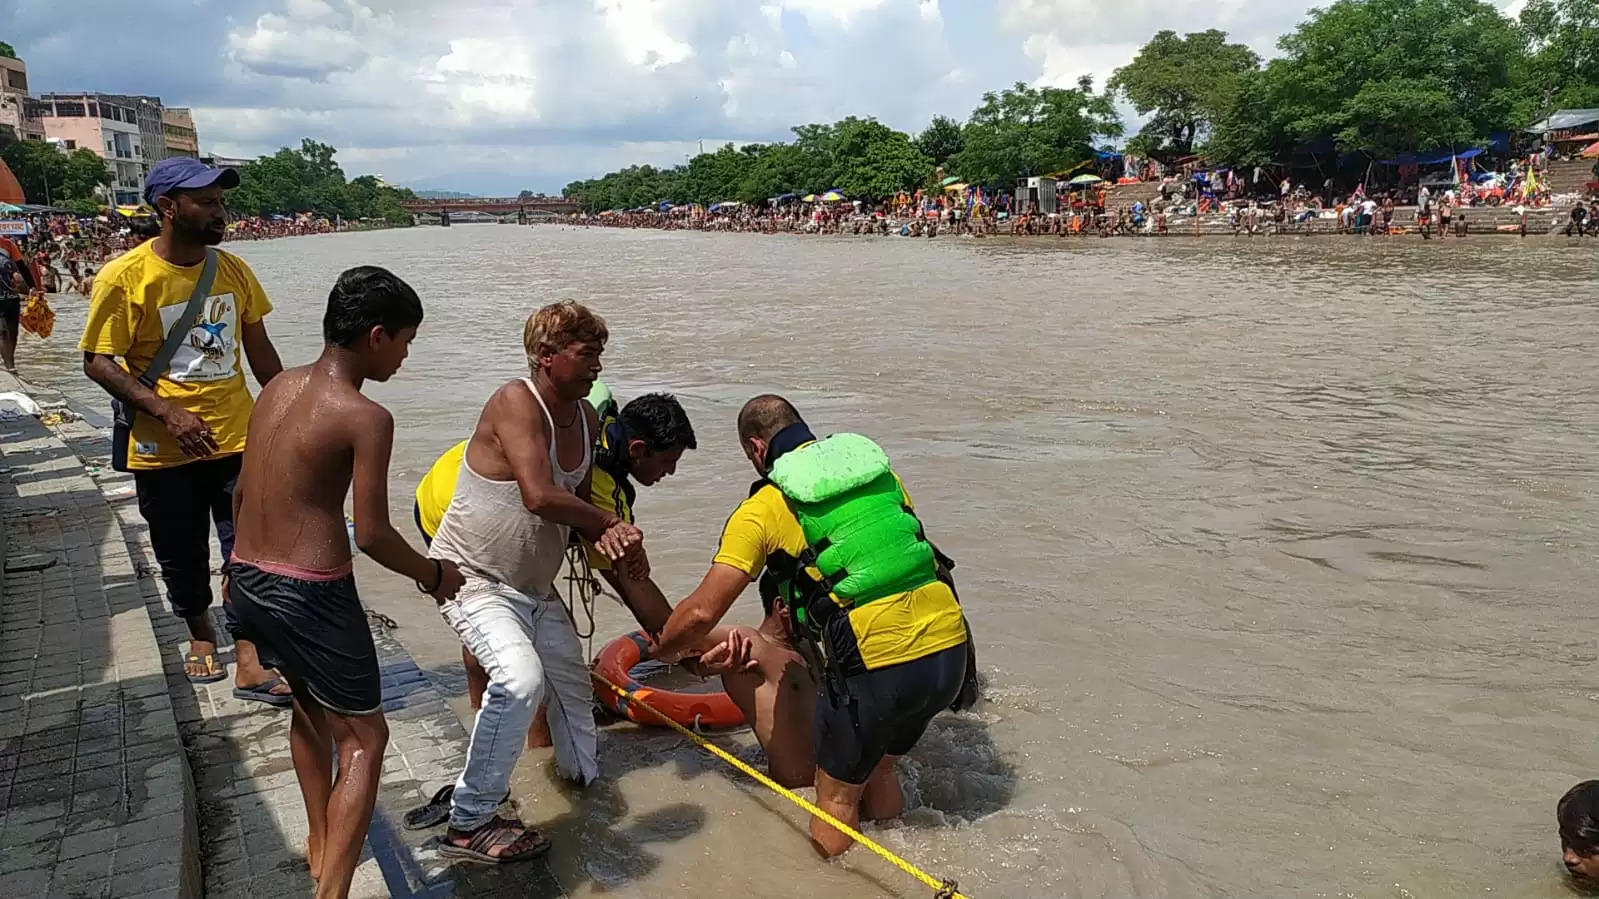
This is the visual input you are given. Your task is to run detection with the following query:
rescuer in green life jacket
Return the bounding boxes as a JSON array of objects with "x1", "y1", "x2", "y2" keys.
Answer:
[{"x1": 655, "y1": 394, "x2": 978, "y2": 859}]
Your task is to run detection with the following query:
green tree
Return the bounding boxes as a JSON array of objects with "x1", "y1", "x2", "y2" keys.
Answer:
[
  {"x1": 1108, "y1": 30, "x2": 1259, "y2": 161},
  {"x1": 60, "y1": 149, "x2": 113, "y2": 202},
  {"x1": 679, "y1": 143, "x2": 756, "y2": 205},
  {"x1": 563, "y1": 164, "x2": 683, "y2": 212},
  {"x1": 1, "y1": 139, "x2": 69, "y2": 204},
  {"x1": 1212, "y1": 0, "x2": 1525, "y2": 161},
  {"x1": 0, "y1": 42, "x2": 15, "y2": 60},
  {"x1": 1519, "y1": 0, "x2": 1599, "y2": 114},
  {"x1": 736, "y1": 143, "x2": 810, "y2": 202},
  {"x1": 829, "y1": 118, "x2": 931, "y2": 200},
  {"x1": 950, "y1": 78, "x2": 1122, "y2": 186},
  {"x1": 914, "y1": 115, "x2": 965, "y2": 166},
  {"x1": 223, "y1": 138, "x2": 412, "y2": 224}
]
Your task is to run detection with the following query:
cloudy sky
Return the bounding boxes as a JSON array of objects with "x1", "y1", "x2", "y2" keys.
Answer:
[{"x1": 7, "y1": 0, "x2": 1529, "y2": 195}]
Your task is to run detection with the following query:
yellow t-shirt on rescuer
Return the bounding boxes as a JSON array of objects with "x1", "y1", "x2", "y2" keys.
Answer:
[
  {"x1": 79, "y1": 242, "x2": 272, "y2": 470},
  {"x1": 414, "y1": 440, "x2": 468, "y2": 541},
  {"x1": 713, "y1": 481, "x2": 967, "y2": 671}
]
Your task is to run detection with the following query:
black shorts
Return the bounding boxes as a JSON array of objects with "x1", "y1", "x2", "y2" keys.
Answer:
[
  {"x1": 0, "y1": 294, "x2": 18, "y2": 329},
  {"x1": 813, "y1": 641, "x2": 968, "y2": 784},
  {"x1": 227, "y1": 559, "x2": 381, "y2": 715}
]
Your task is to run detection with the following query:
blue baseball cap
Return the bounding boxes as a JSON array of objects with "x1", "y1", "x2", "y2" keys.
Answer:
[{"x1": 143, "y1": 157, "x2": 240, "y2": 206}]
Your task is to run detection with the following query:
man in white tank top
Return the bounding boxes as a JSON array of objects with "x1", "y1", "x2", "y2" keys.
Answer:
[{"x1": 428, "y1": 302, "x2": 644, "y2": 864}]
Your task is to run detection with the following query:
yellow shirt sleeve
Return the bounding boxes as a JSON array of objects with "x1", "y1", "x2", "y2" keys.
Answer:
[
  {"x1": 712, "y1": 494, "x2": 775, "y2": 579},
  {"x1": 80, "y1": 266, "x2": 132, "y2": 357}
]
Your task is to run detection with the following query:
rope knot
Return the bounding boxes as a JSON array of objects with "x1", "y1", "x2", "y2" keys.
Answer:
[{"x1": 934, "y1": 878, "x2": 960, "y2": 899}]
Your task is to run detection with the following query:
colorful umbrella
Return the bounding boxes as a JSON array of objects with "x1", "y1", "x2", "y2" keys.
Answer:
[
  {"x1": 1068, "y1": 174, "x2": 1103, "y2": 185},
  {"x1": 0, "y1": 202, "x2": 22, "y2": 213},
  {"x1": 820, "y1": 191, "x2": 845, "y2": 202},
  {"x1": 940, "y1": 175, "x2": 961, "y2": 186},
  {"x1": 1582, "y1": 140, "x2": 1599, "y2": 159},
  {"x1": 801, "y1": 193, "x2": 817, "y2": 202}
]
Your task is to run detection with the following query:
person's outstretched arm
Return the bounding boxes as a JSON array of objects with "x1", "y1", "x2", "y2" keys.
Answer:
[
  {"x1": 351, "y1": 403, "x2": 462, "y2": 601},
  {"x1": 654, "y1": 563, "x2": 750, "y2": 662}
]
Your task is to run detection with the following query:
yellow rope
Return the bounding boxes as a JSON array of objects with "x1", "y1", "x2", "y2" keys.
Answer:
[{"x1": 592, "y1": 671, "x2": 971, "y2": 899}]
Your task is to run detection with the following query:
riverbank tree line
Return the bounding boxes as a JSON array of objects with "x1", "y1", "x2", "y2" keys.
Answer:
[
  {"x1": 0, "y1": 133, "x2": 416, "y2": 224},
  {"x1": 562, "y1": 0, "x2": 1598, "y2": 213}
]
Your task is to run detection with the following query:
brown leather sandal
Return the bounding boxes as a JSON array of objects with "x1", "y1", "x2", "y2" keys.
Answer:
[{"x1": 439, "y1": 816, "x2": 551, "y2": 864}]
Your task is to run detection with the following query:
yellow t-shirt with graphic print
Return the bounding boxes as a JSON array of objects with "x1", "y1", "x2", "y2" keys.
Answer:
[
  {"x1": 79, "y1": 242, "x2": 272, "y2": 470},
  {"x1": 713, "y1": 481, "x2": 967, "y2": 671}
]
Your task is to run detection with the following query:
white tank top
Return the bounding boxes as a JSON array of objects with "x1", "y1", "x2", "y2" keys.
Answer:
[{"x1": 428, "y1": 379, "x2": 591, "y2": 599}]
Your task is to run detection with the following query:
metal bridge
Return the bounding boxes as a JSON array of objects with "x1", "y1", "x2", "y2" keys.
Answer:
[{"x1": 398, "y1": 196, "x2": 579, "y2": 221}]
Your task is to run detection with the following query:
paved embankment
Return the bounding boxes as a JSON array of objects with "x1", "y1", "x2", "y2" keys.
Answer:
[
  {"x1": 3, "y1": 371, "x2": 562, "y2": 898},
  {"x1": 0, "y1": 370, "x2": 199, "y2": 899}
]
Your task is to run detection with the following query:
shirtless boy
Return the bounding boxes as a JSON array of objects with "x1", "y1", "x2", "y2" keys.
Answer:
[{"x1": 228, "y1": 266, "x2": 465, "y2": 899}]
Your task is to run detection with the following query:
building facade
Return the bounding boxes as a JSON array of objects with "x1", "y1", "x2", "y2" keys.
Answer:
[
  {"x1": 0, "y1": 53, "x2": 43, "y2": 141},
  {"x1": 100, "y1": 94, "x2": 166, "y2": 165},
  {"x1": 33, "y1": 94, "x2": 146, "y2": 205},
  {"x1": 162, "y1": 107, "x2": 199, "y2": 158}
]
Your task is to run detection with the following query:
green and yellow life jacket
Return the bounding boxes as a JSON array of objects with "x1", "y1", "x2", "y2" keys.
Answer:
[{"x1": 766, "y1": 433, "x2": 939, "y2": 636}]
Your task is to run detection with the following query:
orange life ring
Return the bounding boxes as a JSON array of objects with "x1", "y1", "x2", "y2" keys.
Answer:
[{"x1": 591, "y1": 631, "x2": 746, "y2": 730}]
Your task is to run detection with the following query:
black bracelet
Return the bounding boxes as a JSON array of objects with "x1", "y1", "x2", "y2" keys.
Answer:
[{"x1": 416, "y1": 559, "x2": 442, "y2": 594}]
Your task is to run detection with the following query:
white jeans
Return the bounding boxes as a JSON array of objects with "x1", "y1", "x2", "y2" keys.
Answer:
[{"x1": 440, "y1": 578, "x2": 598, "y2": 831}]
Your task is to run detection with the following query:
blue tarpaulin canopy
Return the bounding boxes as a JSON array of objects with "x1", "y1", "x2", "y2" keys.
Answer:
[
  {"x1": 1095, "y1": 150, "x2": 1123, "y2": 160},
  {"x1": 1378, "y1": 147, "x2": 1485, "y2": 166}
]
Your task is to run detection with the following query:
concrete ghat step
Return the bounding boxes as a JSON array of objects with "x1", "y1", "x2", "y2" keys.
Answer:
[{"x1": 0, "y1": 370, "x2": 201, "y2": 899}]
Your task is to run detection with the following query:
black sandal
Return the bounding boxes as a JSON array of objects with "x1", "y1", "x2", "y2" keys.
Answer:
[
  {"x1": 438, "y1": 816, "x2": 551, "y2": 864},
  {"x1": 403, "y1": 784, "x2": 456, "y2": 830},
  {"x1": 403, "y1": 784, "x2": 513, "y2": 831}
]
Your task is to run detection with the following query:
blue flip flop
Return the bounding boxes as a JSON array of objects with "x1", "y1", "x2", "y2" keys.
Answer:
[{"x1": 232, "y1": 676, "x2": 294, "y2": 708}]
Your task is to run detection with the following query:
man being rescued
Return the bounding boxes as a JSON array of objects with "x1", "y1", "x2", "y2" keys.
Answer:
[
  {"x1": 653, "y1": 395, "x2": 978, "y2": 857},
  {"x1": 423, "y1": 302, "x2": 643, "y2": 863},
  {"x1": 414, "y1": 381, "x2": 698, "y2": 743}
]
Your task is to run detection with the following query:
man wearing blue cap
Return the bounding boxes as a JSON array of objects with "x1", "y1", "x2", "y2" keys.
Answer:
[{"x1": 80, "y1": 157, "x2": 292, "y2": 705}]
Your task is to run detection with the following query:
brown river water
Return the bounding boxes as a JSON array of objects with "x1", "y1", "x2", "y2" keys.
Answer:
[{"x1": 20, "y1": 225, "x2": 1599, "y2": 897}]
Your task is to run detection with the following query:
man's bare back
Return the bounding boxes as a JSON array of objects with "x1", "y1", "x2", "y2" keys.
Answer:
[
  {"x1": 714, "y1": 625, "x2": 817, "y2": 788},
  {"x1": 233, "y1": 364, "x2": 387, "y2": 571}
]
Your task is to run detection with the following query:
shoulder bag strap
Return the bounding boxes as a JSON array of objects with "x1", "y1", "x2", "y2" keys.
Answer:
[{"x1": 134, "y1": 247, "x2": 218, "y2": 388}]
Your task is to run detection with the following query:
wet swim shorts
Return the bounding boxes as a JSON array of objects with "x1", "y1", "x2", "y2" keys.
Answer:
[
  {"x1": 813, "y1": 640, "x2": 968, "y2": 784},
  {"x1": 228, "y1": 558, "x2": 381, "y2": 715}
]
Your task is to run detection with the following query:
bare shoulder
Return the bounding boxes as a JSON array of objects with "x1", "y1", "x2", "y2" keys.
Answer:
[
  {"x1": 487, "y1": 378, "x2": 542, "y2": 427},
  {"x1": 254, "y1": 364, "x2": 310, "y2": 408},
  {"x1": 345, "y1": 392, "x2": 394, "y2": 434}
]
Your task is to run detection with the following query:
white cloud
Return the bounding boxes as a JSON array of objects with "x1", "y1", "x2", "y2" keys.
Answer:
[
  {"x1": 227, "y1": 0, "x2": 385, "y2": 80},
  {"x1": 595, "y1": 0, "x2": 696, "y2": 69},
  {"x1": 777, "y1": 0, "x2": 890, "y2": 29}
]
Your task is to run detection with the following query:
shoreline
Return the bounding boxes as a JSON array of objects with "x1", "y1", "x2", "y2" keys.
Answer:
[{"x1": 534, "y1": 203, "x2": 1579, "y2": 239}]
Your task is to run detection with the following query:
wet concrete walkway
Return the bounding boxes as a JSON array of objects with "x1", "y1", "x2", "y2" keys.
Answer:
[{"x1": 0, "y1": 372, "x2": 198, "y2": 898}]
